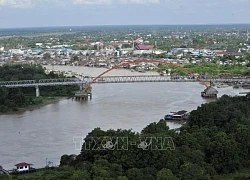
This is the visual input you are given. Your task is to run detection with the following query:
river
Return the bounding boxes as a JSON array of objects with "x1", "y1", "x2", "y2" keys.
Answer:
[
  {"x1": 43, "y1": 65, "x2": 160, "y2": 76},
  {"x1": 0, "y1": 66, "x2": 248, "y2": 170}
]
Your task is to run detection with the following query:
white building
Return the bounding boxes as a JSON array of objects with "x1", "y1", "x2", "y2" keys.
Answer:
[
  {"x1": 35, "y1": 43, "x2": 43, "y2": 47},
  {"x1": 10, "y1": 49, "x2": 24, "y2": 55},
  {"x1": 15, "y1": 162, "x2": 32, "y2": 172}
]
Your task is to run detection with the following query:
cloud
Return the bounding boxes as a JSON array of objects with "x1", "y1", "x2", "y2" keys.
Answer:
[
  {"x1": 0, "y1": 0, "x2": 64, "y2": 8},
  {"x1": 228, "y1": 0, "x2": 248, "y2": 3},
  {"x1": 1, "y1": 0, "x2": 246, "y2": 9},
  {"x1": 73, "y1": 0, "x2": 160, "y2": 5},
  {"x1": 0, "y1": 0, "x2": 34, "y2": 8},
  {"x1": 72, "y1": 0, "x2": 112, "y2": 5},
  {"x1": 120, "y1": 0, "x2": 160, "y2": 4}
]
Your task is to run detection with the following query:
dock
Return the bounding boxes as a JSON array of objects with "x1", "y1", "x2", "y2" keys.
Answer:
[{"x1": 239, "y1": 92, "x2": 250, "y2": 94}]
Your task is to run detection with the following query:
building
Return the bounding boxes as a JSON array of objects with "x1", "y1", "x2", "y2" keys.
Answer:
[
  {"x1": 27, "y1": 48, "x2": 43, "y2": 55},
  {"x1": 225, "y1": 48, "x2": 242, "y2": 57},
  {"x1": 15, "y1": 162, "x2": 32, "y2": 172},
  {"x1": 134, "y1": 44, "x2": 154, "y2": 50},
  {"x1": 171, "y1": 48, "x2": 194, "y2": 54}
]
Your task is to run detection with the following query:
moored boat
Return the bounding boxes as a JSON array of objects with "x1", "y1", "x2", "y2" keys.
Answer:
[{"x1": 164, "y1": 110, "x2": 189, "y2": 121}]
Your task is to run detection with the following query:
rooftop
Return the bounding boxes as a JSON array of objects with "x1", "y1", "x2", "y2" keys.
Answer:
[
  {"x1": 15, "y1": 162, "x2": 32, "y2": 167},
  {"x1": 174, "y1": 110, "x2": 188, "y2": 115}
]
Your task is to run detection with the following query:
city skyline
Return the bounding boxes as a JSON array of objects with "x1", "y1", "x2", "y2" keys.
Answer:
[{"x1": 0, "y1": 0, "x2": 250, "y2": 28}]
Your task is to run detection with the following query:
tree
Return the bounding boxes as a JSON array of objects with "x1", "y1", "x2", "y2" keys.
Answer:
[
  {"x1": 60, "y1": 154, "x2": 76, "y2": 166},
  {"x1": 156, "y1": 168, "x2": 179, "y2": 180},
  {"x1": 126, "y1": 168, "x2": 142, "y2": 180},
  {"x1": 179, "y1": 163, "x2": 210, "y2": 180},
  {"x1": 117, "y1": 176, "x2": 129, "y2": 180},
  {"x1": 72, "y1": 170, "x2": 91, "y2": 180},
  {"x1": 71, "y1": 55, "x2": 79, "y2": 61},
  {"x1": 43, "y1": 52, "x2": 51, "y2": 59}
]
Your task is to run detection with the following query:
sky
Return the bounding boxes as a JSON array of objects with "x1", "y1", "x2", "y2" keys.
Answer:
[{"x1": 0, "y1": 0, "x2": 249, "y2": 28}]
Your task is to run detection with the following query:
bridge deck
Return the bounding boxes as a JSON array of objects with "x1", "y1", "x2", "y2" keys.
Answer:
[{"x1": 0, "y1": 76, "x2": 249, "y2": 88}]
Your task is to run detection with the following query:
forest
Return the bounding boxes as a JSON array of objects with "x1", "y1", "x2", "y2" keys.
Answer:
[
  {"x1": 1, "y1": 94, "x2": 250, "y2": 179},
  {"x1": 0, "y1": 64, "x2": 79, "y2": 113}
]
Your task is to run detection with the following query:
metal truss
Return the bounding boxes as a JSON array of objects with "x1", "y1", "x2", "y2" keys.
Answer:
[{"x1": 0, "y1": 76, "x2": 250, "y2": 88}]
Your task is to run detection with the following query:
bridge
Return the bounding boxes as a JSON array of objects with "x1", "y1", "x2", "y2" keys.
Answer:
[
  {"x1": 82, "y1": 75, "x2": 250, "y2": 84},
  {"x1": 0, "y1": 78, "x2": 86, "y2": 97},
  {"x1": 0, "y1": 78, "x2": 84, "y2": 88},
  {"x1": 1, "y1": 76, "x2": 250, "y2": 88},
  {"x1": 1, "y1": 59, "x2": 250, "y2": 98},
  {"x1": 1, "y1": 76, "x2": 250, "y2": 97}
]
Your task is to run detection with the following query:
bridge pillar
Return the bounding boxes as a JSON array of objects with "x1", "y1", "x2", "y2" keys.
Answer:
[{"x1": 36, "y1": 85, "x2": 40, "y2": 97}]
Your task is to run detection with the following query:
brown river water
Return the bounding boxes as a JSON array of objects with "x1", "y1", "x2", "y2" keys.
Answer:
[{"x1": 0, "y1": 66, "x2": 248, "y2": 170}]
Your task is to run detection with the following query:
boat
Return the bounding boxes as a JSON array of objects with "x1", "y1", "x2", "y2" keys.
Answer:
[
  {"x1": 201, "y1": 86, "x2": 218, "y2": 98},
  {"x1": 164, "y1": 110, "x2": 189, "y2": 121},
  {"x1": 201, "y1": 81, "x2": 218, "y2": 98},
  {"x1": 217, "y1": 83, "x2": 229, "y2": 88}
]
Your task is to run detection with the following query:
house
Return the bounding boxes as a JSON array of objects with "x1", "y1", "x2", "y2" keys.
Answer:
[
  {"x1": 105, "y1": 45, "x2": 116, "y2": 50},
  {"x1": 214, "y1": 50, "x2": 226, "y2": 57},
  {"x1": 225, "y1": 48, "x2": 242, "y2": 57},
  {"x1": 27, "y1": 48, "x2": 43, "y2": 55},
  {"x1": 35, "y1": 43, "x2": 43, "y2": 47},
  {"x1": 171, "y1": 48, "x2": 194, "y2": 54},
  {"x1": 191, "y1": 51, "x2": 200, "y2": 57},
  {"x1": 153, "y1": 50, "x2": 164, "y2": 55},
  {"x1": 10, "y1": 49, "x2": 24, "y2": 55},
  {"x1": 15, "y1": 162, "x2": 32, "y2": 172},
  {"x1": 134, "y1": 38, "x2": 143, "y2": 44},
  {"x1": 134, "y1": 44, "x2": 154, "y2": 50}
]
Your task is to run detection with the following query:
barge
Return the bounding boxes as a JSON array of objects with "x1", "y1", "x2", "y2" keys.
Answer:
[
  {"x1": 164, "y1": 110, "x2": 189, "y2": 121},
  {"x1": 201, "y1": 81, "x2": 218, "y2": 98},
  {"x1": 201, "y1": 86, "x2": 218, "y2": 98}
]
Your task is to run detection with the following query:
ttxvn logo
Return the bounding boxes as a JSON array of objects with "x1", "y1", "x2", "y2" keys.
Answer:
[{"x1": 73, "y1": 136, "x2": 175, "y2": 151}]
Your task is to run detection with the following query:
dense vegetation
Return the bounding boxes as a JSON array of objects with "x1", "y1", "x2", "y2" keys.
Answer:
[
  {"x1": 2, "y1": 94, "x2": 250, "y2": 179},
  {"x1": 0, "y1": 64, "x2": 79, "y2": 113}
]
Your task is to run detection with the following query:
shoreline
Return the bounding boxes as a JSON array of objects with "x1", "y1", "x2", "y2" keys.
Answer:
[{"x1": 0, "y1": 96, "x2": 68, "y2": 116}]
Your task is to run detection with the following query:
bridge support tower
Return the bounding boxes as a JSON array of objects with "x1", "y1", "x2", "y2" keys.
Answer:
[
  {"x1": 74, "y1": 83, "x2": 92, "y2": 101},
  {"x1": 35, "y1": 85, "x2": 40, "y2": 97},
  {"x1": 74, "y1": 91, "x2": 92, "y2": 100}
]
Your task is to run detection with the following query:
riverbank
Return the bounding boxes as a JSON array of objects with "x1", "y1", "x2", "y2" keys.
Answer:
[{"x1": 0, "y1": 96, "x2": 67, "y2": 116}]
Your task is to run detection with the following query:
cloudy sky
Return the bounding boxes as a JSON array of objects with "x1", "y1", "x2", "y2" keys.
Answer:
[{"x1": 0, "y1": 0, "x2": 249, "y2": 28}]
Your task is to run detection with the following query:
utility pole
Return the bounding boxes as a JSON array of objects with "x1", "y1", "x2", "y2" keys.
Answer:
[{"x1": 247, "y1": 30, "x2": 250, "y2": 42}]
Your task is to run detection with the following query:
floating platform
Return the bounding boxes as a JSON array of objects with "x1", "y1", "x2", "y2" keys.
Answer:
[{"x1": 164, "y1": 110, "x2": 189, "y2": 121}]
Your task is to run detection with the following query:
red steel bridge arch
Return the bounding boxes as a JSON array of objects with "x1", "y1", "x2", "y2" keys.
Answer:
[{"x1": 83, "y1": 59, "x2": 209, "y2": 91}]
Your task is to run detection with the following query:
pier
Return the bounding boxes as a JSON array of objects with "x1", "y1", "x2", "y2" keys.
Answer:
[{"x1": 74, "y1": 83, "x2": 92, "y2": 100}]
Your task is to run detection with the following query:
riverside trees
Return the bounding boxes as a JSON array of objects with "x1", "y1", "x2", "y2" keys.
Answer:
[{"x1": 0, "y1": 64, "x2": 78, "y2": 113}]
